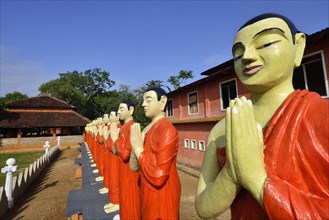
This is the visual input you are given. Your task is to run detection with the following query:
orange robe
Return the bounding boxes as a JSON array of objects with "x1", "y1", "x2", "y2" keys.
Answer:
[
  {"x1": 96, "y1": 134, "x2": 102, "y2": 174},
  {"x1": 105, "y1": 123, "x2": 122, "y2": 204},
  {"x1": 138, "y1": 118, "x2": 181, "y2": 219},
  {"x1": 104, "y1": 146, "x2": 110, "y2": 189},
  {"x1": 218, "y1": 90, "x2": 329, "y2": 219},
  {"x1": 99, "y1": 133, "x2": 105, "y2": 176},
  {"x1": 114, "y1": 120, "x2": 141, "y2": 219}
]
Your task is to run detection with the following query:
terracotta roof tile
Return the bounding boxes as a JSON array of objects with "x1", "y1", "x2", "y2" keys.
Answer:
[
  {"x1": 0, "y1": 111, "x2": 90, "y2": 128},
  {"x1": 5, "y1": 94, "x2": 74, "y2": 109}
]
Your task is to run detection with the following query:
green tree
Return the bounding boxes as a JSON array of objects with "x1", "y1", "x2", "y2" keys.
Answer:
[
  {"x1": 0, "y1": 97, "x2": 5, "y2": 111},
  {"x1": 167, "y1": 70, "x2": 194, "y2": 90},
  {"x1": 0, "y1": 91, "x2": 28, "y2": 111},
  {"x1": 39, "y1": 68, "x2": 115, "y2": 119},
  {"x1": 145, "y1": 80, "x2": 164, "y2": 88},
  {"x1": 4, "y1": 91, "x2": 28, "y2": 103}
]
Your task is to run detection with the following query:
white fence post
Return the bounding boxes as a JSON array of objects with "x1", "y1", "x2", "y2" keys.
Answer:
[
  {"x1": 1, "y1": 158, "x2": 18, "y2": 209},
  {"x1": 44, "y1": 141, "x2": 50, "y2": 163},
  {"x1": 56, "y1": 136, "x2": 61, "y2": 150}
]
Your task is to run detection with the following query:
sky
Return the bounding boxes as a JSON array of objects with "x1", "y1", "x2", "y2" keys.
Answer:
[{"x1": 1, "y1": 0, "x2": 328, "y2": 97}]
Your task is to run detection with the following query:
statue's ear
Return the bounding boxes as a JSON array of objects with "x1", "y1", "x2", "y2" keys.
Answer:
[
  {"x1": 129, "y1": 106, "x2": 135, "y2": 116},
  {"x1": 160, "y1": 95, "x2": 167, "y2": 112},
  {"x1": 294, "y1": 32, "x2": 306, "y2": 68}
]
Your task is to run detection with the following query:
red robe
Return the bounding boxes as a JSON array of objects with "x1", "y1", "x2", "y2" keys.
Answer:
[
  {"x1": 138, "y1": 118, "x2": 181, "y2": 219},
  {"x1": 95, "y1": 133, "x2": 101, "y2": 167},
  {"x1": 99, "y1": 132, "x2": 105, "y2": 177},
  {"x1": 105, "y1": 123, "x2": 122, "y2": 204},
  {"x1": 114, "y1": 120, "x2": 141, "y2": 219},
  {"x1": 218, "y1": 90, "x2": 329, "y2": 219},
  {"x1": 104, "y1": 145, "x2": 110, "y2": 189}
]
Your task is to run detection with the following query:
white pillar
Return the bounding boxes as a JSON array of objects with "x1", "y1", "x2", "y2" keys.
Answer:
[
  {"x1": 44, "y1": 141, "x2": 50, "y2": 162},
  {"x1": 1, "y1": 158, "x2": 18, "y2": 209},
  {"x1": 56, "y1": 136, "x2": 61, "y2": 150}
]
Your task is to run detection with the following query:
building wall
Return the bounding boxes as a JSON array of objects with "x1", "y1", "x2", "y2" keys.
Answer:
[
  {"x1": 0, "y1": 135, "x2": 84, "y2": 146},
  {"x1": 175, "y1": 122, "x2": 216, "y2": 168}
]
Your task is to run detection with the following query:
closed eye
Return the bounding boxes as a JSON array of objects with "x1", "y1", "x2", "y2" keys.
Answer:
[{"x1": 257, "y1": 40, "x2": 281, "y2": 49}]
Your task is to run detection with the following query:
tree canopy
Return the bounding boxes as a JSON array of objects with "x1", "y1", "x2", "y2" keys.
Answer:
[
  {"x1": 167, "y1": 70, "x2": 194, "y2": 90},
  {"x1": 0, "y1": 91, "x2": 29, "y2": 111},
  {"x1": 1, "y1": 68, "x2": 195, "y2": 126}
]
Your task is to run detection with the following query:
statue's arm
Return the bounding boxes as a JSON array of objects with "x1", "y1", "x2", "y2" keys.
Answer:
[{"x1": 195, "y1": 120, "x2": 240, "y2": 219}]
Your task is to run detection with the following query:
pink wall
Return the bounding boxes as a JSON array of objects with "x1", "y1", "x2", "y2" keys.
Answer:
[{"x1": 175, "y1": 122, "x2": 217, "y2": 168}]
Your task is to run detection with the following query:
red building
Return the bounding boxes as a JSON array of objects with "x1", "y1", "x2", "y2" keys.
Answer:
[{"x1": 167, "y1": 28, "x2": 329, "y2": 169}]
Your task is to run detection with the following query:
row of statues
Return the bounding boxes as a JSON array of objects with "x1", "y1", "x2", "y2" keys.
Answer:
[
  {"x1": 84, "y1": 13, "x2": 328, "y2": 219},
  {"x1": 84, "y1": 87, "x2": 181, "y2": 219}
]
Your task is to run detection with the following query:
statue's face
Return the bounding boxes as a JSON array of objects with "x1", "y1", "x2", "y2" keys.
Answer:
[
  {"x1": 117, "y1": 103, "x2": 130, "y2": 121},
  {"x1": 142, "y1": 90, "x2": 163, "y2": 118},
  {"x1": 103, "y1": 114, "x2": 110, "y2": 124},
  {"x1": 109, "y1": 111, "x2": 119, "y2": 123},
  {"x1": 233, "y1": 18, "x2": 297, "y2": 91}
]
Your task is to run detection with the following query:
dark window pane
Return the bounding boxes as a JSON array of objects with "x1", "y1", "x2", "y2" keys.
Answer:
[
  {"x1": 305, "y1": 60, "x2": 326, "y2": 96},
  {"x1": 293, "y1": 66, "x2": 306, "y2": 90},
  {"x1": 222, "y1": 85, "x2": 229, "y2": 109},
  {"x1": 229, "y1": 84, "x2": 237, "y2": 100},
  {"x1": 221, "y1": 80, "x2": 237, "y2": 109}
]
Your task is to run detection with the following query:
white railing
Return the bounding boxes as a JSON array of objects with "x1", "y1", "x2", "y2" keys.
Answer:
[{"x1": 0, "y1": 139, "x2": 61, "y2": 218}]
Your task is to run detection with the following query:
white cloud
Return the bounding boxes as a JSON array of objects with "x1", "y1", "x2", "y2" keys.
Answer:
[{"x1": 0, "y1": 45, "x2": 53, "y2": 97}]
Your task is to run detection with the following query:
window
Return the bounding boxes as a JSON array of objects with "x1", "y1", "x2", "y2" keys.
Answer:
[
  {"x1": 188, "y1": 91, "x2": 198, "y2": 114},
  {"x1": 220, "y1": 79, "x2": 237, "y2": 110},
  {"x1": 199, "y1": 141, "x2": 205, "y2": 151},
  {"x1": 293, "y1": 52, "x2": 328, "y2": 97},
  {"x1": 191, "y1": 140, "x2": 197, "y2": 150},
  {"x1": 166, "y1": 99, "x2": 173, "y2": 117},
  {"x1": 184, "y1": 139, "x2": 190, "y2": 148}
]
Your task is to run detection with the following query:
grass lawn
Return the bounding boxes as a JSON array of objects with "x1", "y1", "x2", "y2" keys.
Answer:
[{"x1": 0, "y1": 151, "x2": 45, "y2": 187}]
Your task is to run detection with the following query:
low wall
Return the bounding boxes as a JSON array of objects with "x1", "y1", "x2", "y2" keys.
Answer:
[
  {"x1": 0, "y1": 135, "x2": 84, "y2": 146},
  {"x1": 0, "y1": 145, "x2": 60, "y2": 218}
]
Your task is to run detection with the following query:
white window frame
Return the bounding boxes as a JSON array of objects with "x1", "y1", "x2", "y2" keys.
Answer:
[
  {"x1": 198, "y1": 140, "x2": 205, "y2": 151},
  {"x1": 191, "y1": 139, "x2": 197, "y2": 150},
  {"x1": 166, "y1": 99, "x2": 174, "y2": 117},
  {"x1": 184, "y1": 139, "x2": 190, "y2": 148},
  {"x1": 187, "y1": 91, "x2": 199, "y2": 115},
  {"x1": 297, "y1": 51, "x2": 328, "y2": 98},
  {"x1": 219, "y1": 78, "x2": 238, "y2": 111}
]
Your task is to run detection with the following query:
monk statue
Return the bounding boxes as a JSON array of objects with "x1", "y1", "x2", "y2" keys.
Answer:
[
  {"x1": 130, "y1": 87, "x2": 181, "y2": 219},
  {"x1": 110, "y1": 101, "x2": 141, "y2": 219},
  {"x1": 195, "y1": 13, "x2": 329, "y2": 219},
  {"x1": 103, "y1": 109, "x2": 122, "y2": 213},
  {"x1": 98, "y1": 114, "x2": 110, "y2": 190}
]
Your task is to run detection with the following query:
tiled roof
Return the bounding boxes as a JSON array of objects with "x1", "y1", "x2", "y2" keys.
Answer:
[
  {"x1": 0, "y1": 110, "x2": 90, "y2": 128},
  {"x1": 5, "y1": 94, "x2": 74, "y2": 110},
  {"x1": 306, "y1": 27, "x2": 329, "y2": 45}
]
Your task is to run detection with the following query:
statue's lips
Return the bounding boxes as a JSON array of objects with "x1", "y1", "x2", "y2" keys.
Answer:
[{"x1": 243, "y1": 65, "x2": 263, "y2": 75}]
